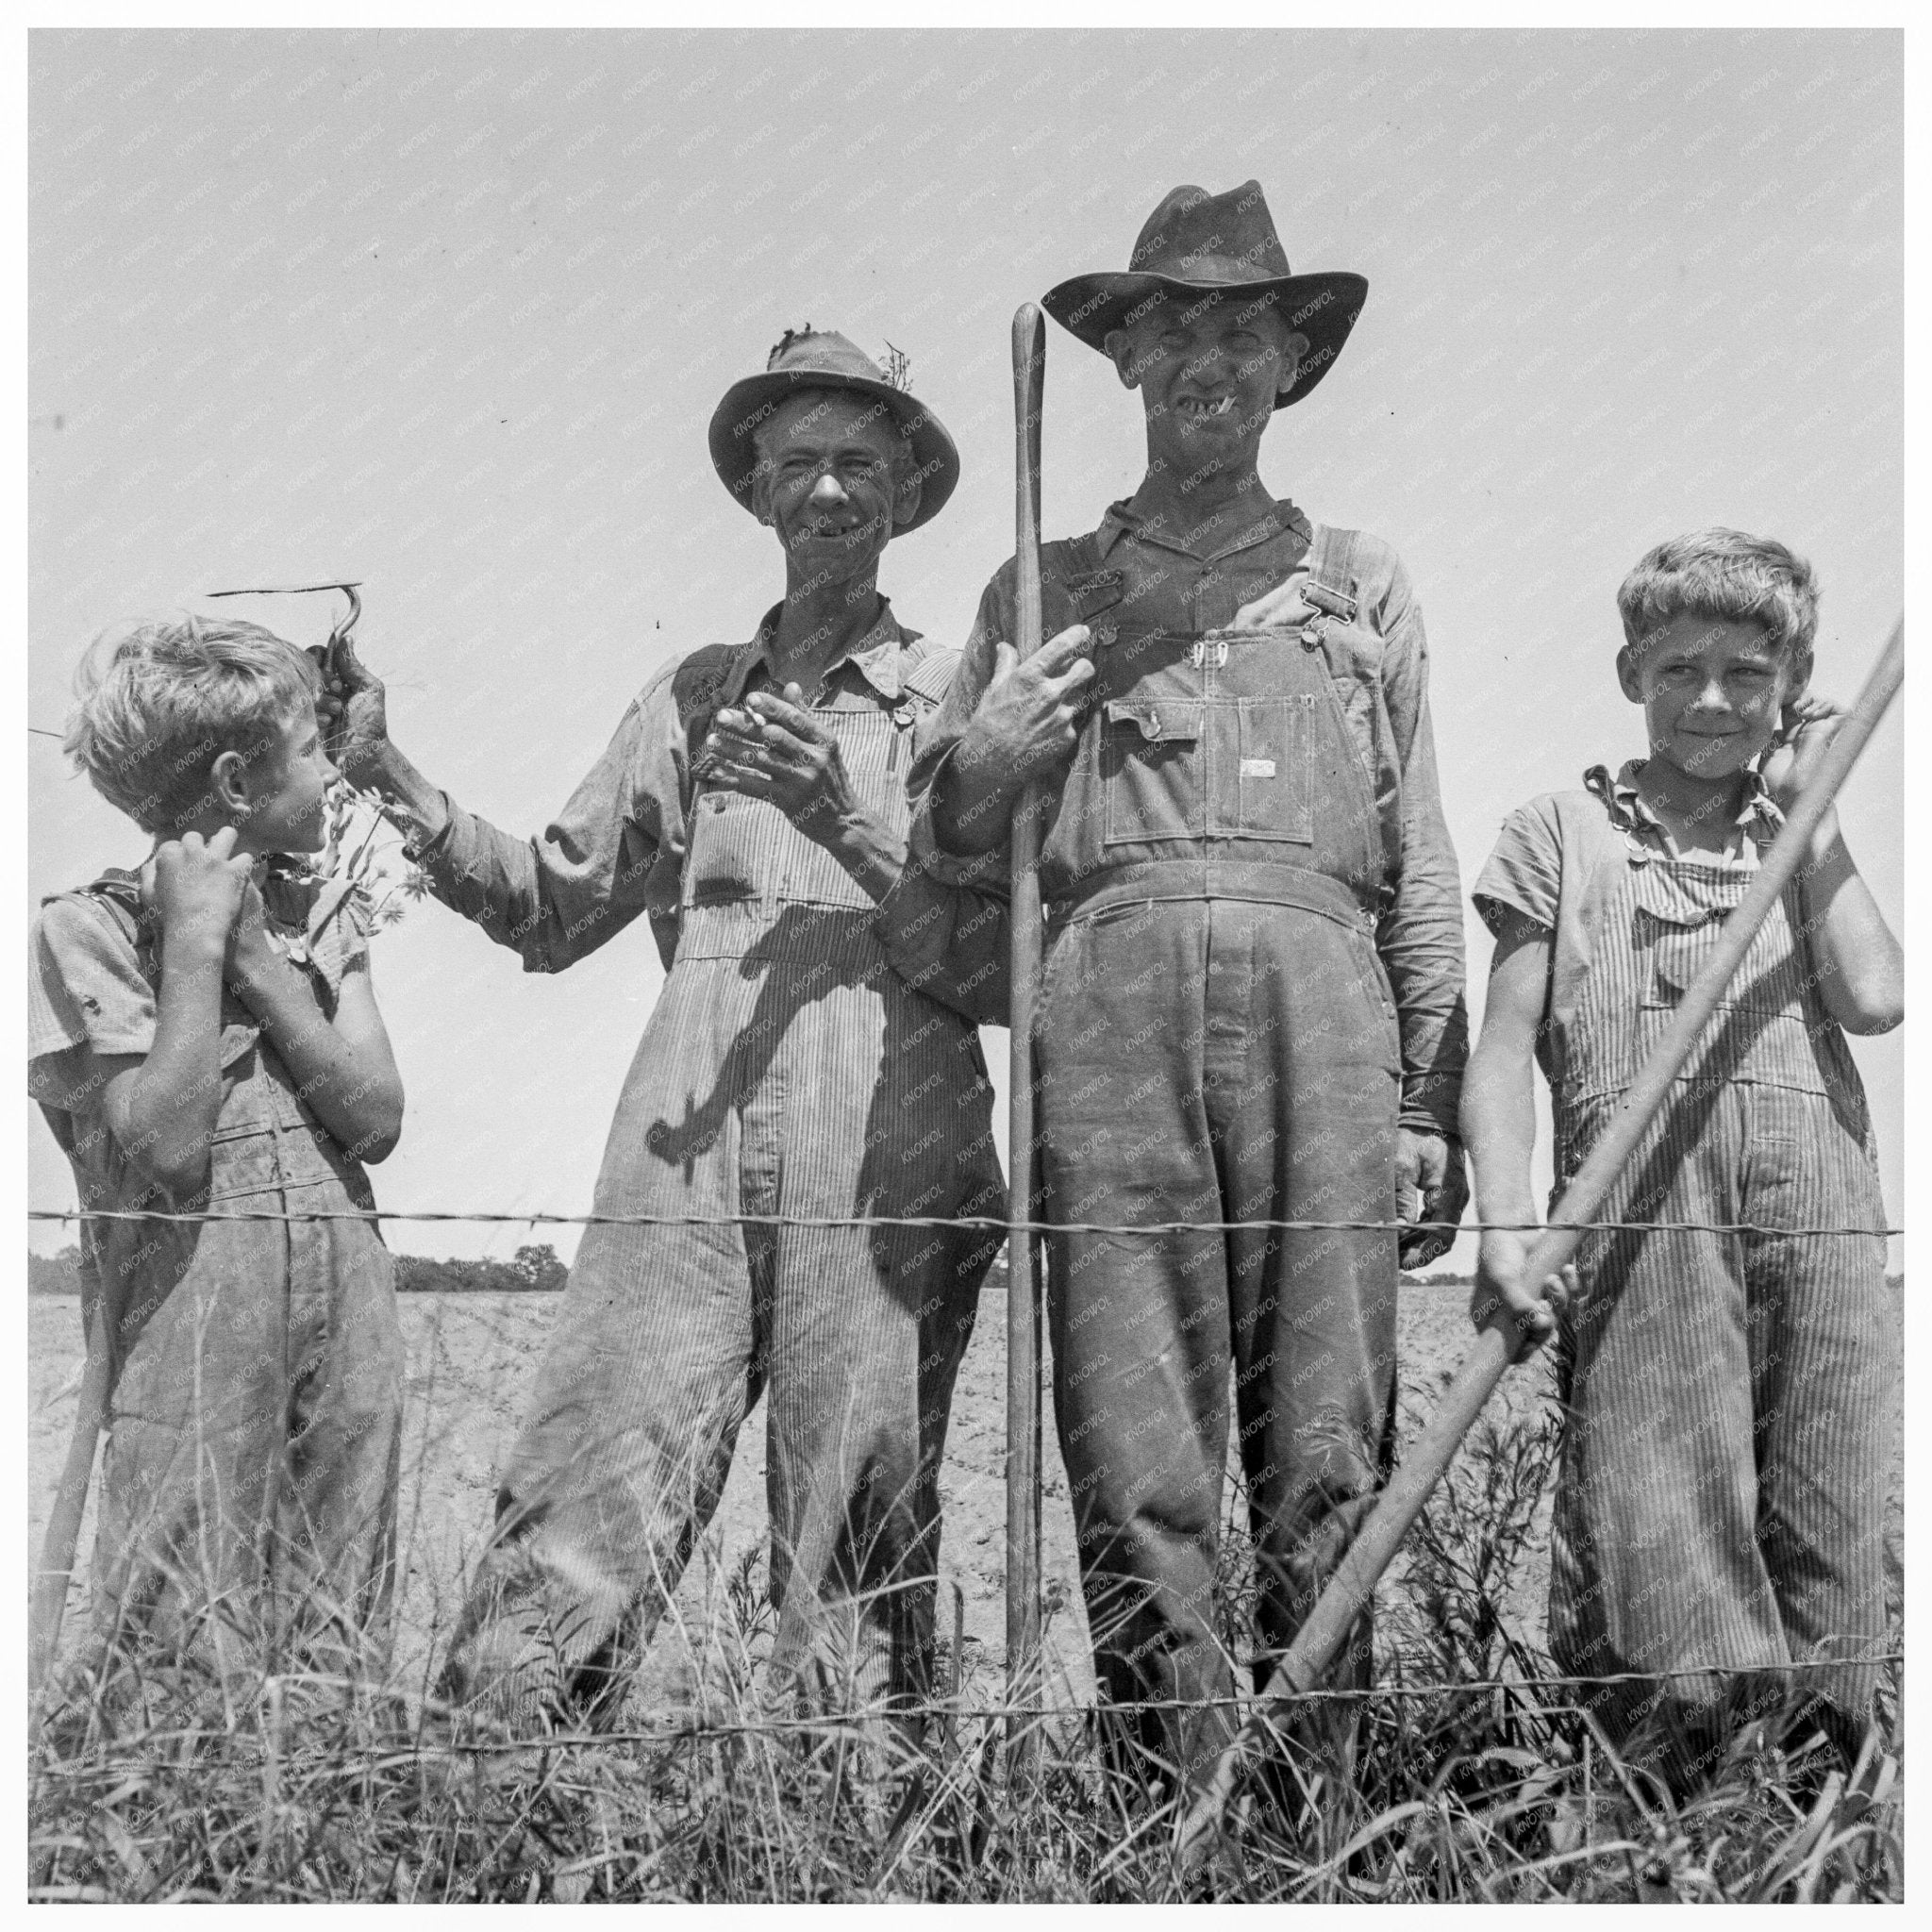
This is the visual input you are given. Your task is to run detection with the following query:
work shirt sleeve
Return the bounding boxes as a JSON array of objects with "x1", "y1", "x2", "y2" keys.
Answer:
[
  {"x1": 904, "y1": 570, "x2": 1021, "y2": 895},
  {"x1": 28, "y1": 898, "x2": 157, "y2": 1111},
  {"x1": 872, "y1": 860, "x2": 1010, "y2": 1025},
  {"x1": 1365, "y1": 559, "x2": 1470, "y2": 1141},
  {"x1": 875, "y1": 640, "x2": 1013, "y2": 1025},
  {"x1": 401, "y1": 669, "x2": 682, "y2": 974},
  {"x1": 1473, "y1": 801, "x2": 1563, "y2": 938}
]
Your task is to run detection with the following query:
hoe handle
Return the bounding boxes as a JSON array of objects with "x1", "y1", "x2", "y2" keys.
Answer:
[
  {"x1": 1004, "y1": 302, "x2": 1048, "y2": 1761},
  {"x1": 31, "y1": 1295, "x2": 115, "y2": 1700}
]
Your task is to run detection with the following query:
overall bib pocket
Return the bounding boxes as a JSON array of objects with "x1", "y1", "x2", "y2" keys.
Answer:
[
  {"x1": 204, "y1": 1120, "x2": 286, "y2": 1204},
  {"x1": 682, "y1": 790, "x2": 766, "y2": 909},
  {"x1": 777, "y1": 708, "x2": 902, "y2": 911},
  {"x1": 1100, "y1": 698, "x2": 1204, "y2": 845},
  {"x1": 1207, "y1": 692, "x2": 1316, "y2": 843},
  {"x1": 1637, "y1": 905, "x2": 1720, "y2": 1011},
  {"x1": 1632, "y1": 868, "x2": 1801, "y2": 1018}
]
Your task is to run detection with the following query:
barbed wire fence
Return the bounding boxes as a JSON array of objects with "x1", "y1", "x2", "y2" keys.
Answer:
[
  {"x1": 27, "y1": 1201, "x2": 1904, "y2": 1739},
  {"x1": 26, "y1": 1207, "x2": 1907, "y2": 1236}
]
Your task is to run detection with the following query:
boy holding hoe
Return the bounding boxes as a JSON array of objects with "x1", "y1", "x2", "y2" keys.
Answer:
[
  {"x1": 29, "y1": 618, "x2": 408, "y2": 1683},
  {"x1": 1463, "y1": 529, "x2": 1902, "y2": 1784}
]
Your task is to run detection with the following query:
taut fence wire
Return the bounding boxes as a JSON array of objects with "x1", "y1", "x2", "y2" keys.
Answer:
[
  {"x1": 28, "y1": 1201, "x2": 1902, "y2": 1737},
  {"x1": 25, "y1": 1208, "x2": 1905, "y2": 1238}
]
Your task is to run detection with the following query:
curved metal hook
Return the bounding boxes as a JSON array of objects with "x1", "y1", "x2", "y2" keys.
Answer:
[
  {"x1": 205, "y1": 579, "x2": 363, "y2": 676},
  {"x1": 324, "y1": 584, "x2": 362, "y2": 672}
]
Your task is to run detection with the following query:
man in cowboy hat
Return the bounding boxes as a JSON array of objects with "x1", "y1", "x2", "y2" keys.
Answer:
[
  {"x1": 325, "y1": 328, "x2": 1008, "y2": 1723},
  {"x1": 910, "y1": 183, "x2": 1471, "y2": 1796}
]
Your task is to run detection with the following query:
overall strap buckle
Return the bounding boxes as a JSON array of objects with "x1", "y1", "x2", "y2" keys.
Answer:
[
  {"x1": 1297, "y1": 526, "x2": 1360, "y2": 650},
  {"x1": 1301, "y1": 579, "x2": 1357, "y2": 625}
]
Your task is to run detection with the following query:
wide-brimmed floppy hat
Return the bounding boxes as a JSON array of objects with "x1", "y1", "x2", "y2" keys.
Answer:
[
  {"x1": 1042, "y1": 181, "x2": 1367, "y2": 408},
  {"x1": 708, "y1": 327, "x2": 959, "y2": 534}
]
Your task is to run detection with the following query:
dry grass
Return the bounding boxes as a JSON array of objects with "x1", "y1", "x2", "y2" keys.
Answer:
[{"x1": 28, "y1": 1397, "x2": 1903, "y2": 1904}]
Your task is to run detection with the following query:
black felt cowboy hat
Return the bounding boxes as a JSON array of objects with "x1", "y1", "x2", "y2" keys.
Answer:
[
  {"x1": 708, "y1": 327, "x2": 959, "y2": 535},
  {"x1": 1043, "y1": 181, "x2": 1367, "y2": 408}
]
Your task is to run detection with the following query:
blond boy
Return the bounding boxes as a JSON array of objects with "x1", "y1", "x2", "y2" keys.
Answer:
[{"x1": 30, "y1": 620, "x2": 406, "y2": 1669}]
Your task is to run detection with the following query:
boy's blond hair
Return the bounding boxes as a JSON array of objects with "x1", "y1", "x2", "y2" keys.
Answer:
[
  {"x1": 64, "y1": 616, "x2": 320, "y2": 836},
  {"x1": 1617, "y1": 527, "x2": 1819, "y2": 688}
]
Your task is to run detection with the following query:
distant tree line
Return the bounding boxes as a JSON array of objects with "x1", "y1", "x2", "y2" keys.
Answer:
[
  {"x1": 393, "y1": 1244, "x2": 570, "y2": 1293},
  {"x1": 26, "y1": 1243, "x2": 570, "y2": 1294},
  {"x1": 28, "y1": 1249, "x2": 82, "y2": 1295}
]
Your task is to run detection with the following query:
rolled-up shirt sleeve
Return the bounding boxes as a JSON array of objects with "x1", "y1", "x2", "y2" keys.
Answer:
[
  {"x1": 872, "y1": 854, "x2": 1009, "y2": 1025},
  {"x1": 402, "y1": 672, "x2": 684, "y2": 974},
  {"x1": 880, "y1": 638, "x2": 1012, "y2": 1024},
  {"x1": 1369, "y1": 568, "x2": 1470, "y2": 1141}
]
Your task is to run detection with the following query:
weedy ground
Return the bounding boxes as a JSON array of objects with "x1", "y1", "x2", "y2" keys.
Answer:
[{"x1": 28, "y1": 1395, "x2": 1903, "y2": 1904}]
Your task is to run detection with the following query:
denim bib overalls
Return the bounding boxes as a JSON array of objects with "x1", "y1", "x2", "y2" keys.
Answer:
[
  {"x1": 443, "y1": 641, "x2": 1003, "y2": 1724},
  {"x1": 1027, "y1": 525, "x2": 1406, "y2": 1782},
  {"x1": 64, "y1": 873, "x2": 403, "y2": 1663},
  {"x1": 1541, "y1": 802, "x2": 1892, "y2": 1762}
]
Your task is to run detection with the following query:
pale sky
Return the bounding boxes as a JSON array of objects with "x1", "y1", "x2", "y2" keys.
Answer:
[{"x1": 27, "y1": 27, "x2": 1903, "y2": 1266}]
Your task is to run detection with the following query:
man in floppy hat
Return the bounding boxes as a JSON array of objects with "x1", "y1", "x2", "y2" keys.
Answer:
[
  {"x1": 326, "y1": 328, "x2": 1008, "y2": 1724},
  {"x1": 910, "y1": 183, "x2": 1471, "y2": 1797}
]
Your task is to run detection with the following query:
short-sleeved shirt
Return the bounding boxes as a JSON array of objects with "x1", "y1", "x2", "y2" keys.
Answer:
[
  {"x1": 1471, "y1": 759, "x2": 1785, "y2": 1086},
  {"x1": 29, "y1": 864, "x2": 373, "y2": 1297}
]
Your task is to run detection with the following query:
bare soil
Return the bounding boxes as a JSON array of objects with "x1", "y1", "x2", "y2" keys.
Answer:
[{"x1": 28, "y1": 1276, "x2": 1901, "y2": 1710}]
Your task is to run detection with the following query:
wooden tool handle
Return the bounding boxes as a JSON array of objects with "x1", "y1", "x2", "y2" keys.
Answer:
[
  {"x1": 30, "y1": 1297, "x2": 115, "y2": 1700},
  {"x1": 1005, "y1": 302, "x2": 1047, "y2": 1757}
]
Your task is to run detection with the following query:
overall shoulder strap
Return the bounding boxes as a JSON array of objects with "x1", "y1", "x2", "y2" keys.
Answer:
[
  {"x1": 73, "y1": 874, "x2": 146, "y2": 944},
  {"x1": 1042, "y1": 530, "x2": 1114, "y2": 591},
  {"x1": 668, "y1": 641, "x2": 741, "y2": 727},
  {"x1": 1036, "y1": 531, "x2": 1116, "y2": 638},
  {"x1": 669, "y1": 641, "x2": 749, "y2": 783},
  {"x1": 1304, "y1": 525, "x2": 1361, "y2": 623},
  {"x1": 1548, "y1": 790, "x2": 1641, "y2": 1032}
]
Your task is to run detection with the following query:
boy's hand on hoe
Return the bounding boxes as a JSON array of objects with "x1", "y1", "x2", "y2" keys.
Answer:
[
  {"x1": 1472, "y1": 1229, "x2": 1575, "y2": 1364},
  {"x1": 1759, "y1": 693, "x2": 1845, "y2": 834},
  {"x1": 700, "y1": 687, "x2": 862, "y2": 834},
  {"x1": 141, "y1": 827, "x2": 255, "y2": 963},
  {"x1": 317, "y1": 636, "x2": 391, "y2": 779}
]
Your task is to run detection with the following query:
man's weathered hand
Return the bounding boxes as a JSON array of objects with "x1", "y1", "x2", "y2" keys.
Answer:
[
  {"x1": 702, "y1": 685, "x2": 861, "y2": 833},
  {"x1": 1471, "y1": 1228, "x2": 1575, "y2": 1364},
  {"x1": 1396, "y1": 1128, "x2": 1468, "y2": 1269},
  {"x1": 955, "y1": 623, "x2": 1095, "y2": 791},
  {"x1": 318, "y1": 636, "x2": 391, "y2": 780}
]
